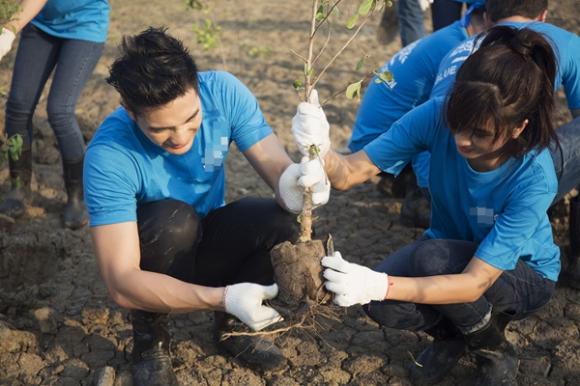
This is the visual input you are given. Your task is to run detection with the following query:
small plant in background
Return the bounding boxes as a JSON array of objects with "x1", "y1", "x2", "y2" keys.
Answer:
[
  {"x1": 0, "y1": 0, "x2": 19, "y2": 28},
  {"x1": 186, "y1": 0, "x2": 228, "y2": 68},
  {"x1": 0, "y1": 133, "x2": 23, "y2": 165}
]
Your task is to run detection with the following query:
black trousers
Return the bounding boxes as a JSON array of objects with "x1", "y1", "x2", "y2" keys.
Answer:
[{"x1": 136, "y1": 197, "x2": 298, "y2": 287}]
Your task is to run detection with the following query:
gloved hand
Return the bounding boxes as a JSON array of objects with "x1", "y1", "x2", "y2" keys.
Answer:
[
  {"x1": 0, "y1": 28, "x2": 16, "y2": 62},
  {"x1": 292, "y1": 89, "x2": 331, "y2": 157},
  {"x1": 419, "y1": 0, "x2": 433, "y2": 12},
  {"x1": 278, "y1": 157, "x2": 330, "y2": 213},
  {"x1": 322, "y1": 251, "x2": 389, "y2": 307},
  {"x1": 224, "y1": 283, "x2": 283, "y2": 331}
]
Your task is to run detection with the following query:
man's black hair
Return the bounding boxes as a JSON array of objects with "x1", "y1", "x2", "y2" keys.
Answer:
[
  {"x1": 107, "y1": 26, "x2": 199, "y2": 114},
  {"x1": 486, "y1": 0, "x2": 548, "y2": 22}
]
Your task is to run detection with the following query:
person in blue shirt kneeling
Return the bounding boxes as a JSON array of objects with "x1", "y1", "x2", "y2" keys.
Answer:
[
  {"x1": 84, "y1": 28, "x2": 330, "y2": 385},
  {"x1": 293, "y1": 26, "x2": 565, "y2": 385}
]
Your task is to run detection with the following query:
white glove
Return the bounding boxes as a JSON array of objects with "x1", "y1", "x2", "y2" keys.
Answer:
[
  {"x1": 292, "y1": 89, "x2": 331, "y2": 157},
  {"x1": 419, "y1": 0, "x2": 433, "y2": 12},
  {"x1": 224, "y1": 283, "x2": 283, "y2": 331},
  {"x1": 322, "y1": 251, "x2": 389, "y2": 307},
  {"x1": 0, "y1": 28, "x2": 16, "y2": 62},
  {"x1": 278, "y1": 157, "x2": 330, "y2": 214}
]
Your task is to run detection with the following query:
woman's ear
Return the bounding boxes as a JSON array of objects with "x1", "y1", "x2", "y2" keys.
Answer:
[{"x1": 512, "y1": 119, "x2": 529, "y2": 139}]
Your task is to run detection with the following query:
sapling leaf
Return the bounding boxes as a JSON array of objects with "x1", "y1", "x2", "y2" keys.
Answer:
[
  {"x1": 355, "y1": 57, "x2": 366, "y2": 72},
  {"x1": 346, "y1": 14, "x2": 359, "y2": 29},
  {"x1": 358, "y1": 0, "x2": 375, "y2": 16},
  {"x1": 293, "y1": 79, "x2": 304, "y2": 91},
  {"x1": 345, "y1": 80, "x2": 363, "y2": 100},
  {"x1": 315, "y1": 4, "x2": 325, "y2": 21}
]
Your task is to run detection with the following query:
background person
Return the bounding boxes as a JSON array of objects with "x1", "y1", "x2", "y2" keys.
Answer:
[{"x1": 0, "y1": 0, "x2": 110, "y2": 229}]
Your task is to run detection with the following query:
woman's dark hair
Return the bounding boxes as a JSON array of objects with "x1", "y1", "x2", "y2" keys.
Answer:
[
  {"x1": 446, "y1": 26, "x2": 557, "y2": 158},
  {"x1": 107, "y1": 27, "x2": 199, "y2": 114},
  {"x1": 486, "y1": 0, "x2": 548, "y2": 23}
]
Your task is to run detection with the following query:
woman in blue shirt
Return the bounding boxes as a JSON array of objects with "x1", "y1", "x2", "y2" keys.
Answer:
[
  {"x1": 0, "y1": 0, "x2": 110, "y2": 229},
  {"x1": 292, "y1": 26, "x2": 562, "y2": 385}
]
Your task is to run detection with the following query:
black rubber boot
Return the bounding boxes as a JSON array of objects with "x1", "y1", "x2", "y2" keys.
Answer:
[
  {"x1": 0, "y1": 148, "x2": 32, "y2": 219},
  {"x1": 130, "y1": 311, "x2": 178, "y2": 386},
  {"x1": 62, "y1": 158, "x2": 88, "y2": 229},
  {"x1": 465, "y1": 314, "x2": 518, "y2": 386},
  {"x1": 409, "y1": 320, "x2": 467, "y2": 384},
  {"x1": 566, "y1": 195, "x2": 580, "y2": 289},
  {"x1": 214, "y1": 312, "x2": 286, "y2": 373}
]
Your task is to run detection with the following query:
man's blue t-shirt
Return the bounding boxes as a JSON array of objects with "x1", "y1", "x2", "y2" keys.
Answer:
[
  {"x1": 31, "y1": 0, "x2": 110, "y2": 43},
  {"x1": 364, "y1": 98, "x2": 560, "y2": 281},
  {"x1": 84, "y1": 71, "x2": 272, "y2": 226},
  {"x1": 431, "y1": 21, "x2": 580, "y2": 110},
  {"x1": 348, "y1": 20, "x2": 468, "y2": 153}
]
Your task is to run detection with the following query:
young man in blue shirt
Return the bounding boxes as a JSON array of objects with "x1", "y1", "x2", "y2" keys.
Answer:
[{"x1": 84, "y1": 28, "x2": 330, "y2": 385}]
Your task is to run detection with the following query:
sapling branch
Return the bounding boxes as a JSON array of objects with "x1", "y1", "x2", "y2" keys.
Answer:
[{"x1": 311, "y1": 13, "x2": 373, "y2": 91}]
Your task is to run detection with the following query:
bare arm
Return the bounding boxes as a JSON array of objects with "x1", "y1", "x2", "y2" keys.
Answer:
[
  {"x1": 386, "y1": 257, "x2": 503, "y2": 304},
  {"x1": 323, "y1": 149, "x2": 381, "y2": 190},
  {"x1": 242, "y1": 133, "x2": 293, "y2": 207},
  {"x1": 4, "y1": 0, "x2": 48, "y2": 33},
  {"x1": 91, "y1": 221, "x2": 225, "y2": 313}
]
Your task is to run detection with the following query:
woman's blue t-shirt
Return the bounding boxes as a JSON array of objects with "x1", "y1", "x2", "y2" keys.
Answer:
[
  {"x1": 84, "y1": 71, "x2": 272, "y2": 226},
  {"x1": 364, "y1": 97, "x2": 560, "y2": 281},
  {"x1": 31, "y1": 0, "x2": 110, "y2": 43}
]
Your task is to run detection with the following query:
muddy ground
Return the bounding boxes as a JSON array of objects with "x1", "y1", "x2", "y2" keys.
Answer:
[{"x1": 0, "y1": 1, "x2": 579, "y2": 385}]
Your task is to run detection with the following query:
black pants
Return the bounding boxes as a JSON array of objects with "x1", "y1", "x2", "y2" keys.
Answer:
[
  {"x1": 136, "y1": 197, "x2": 298, "y2": 287},
  {"x1": 364, "y1": 239, "x2": 556, "y2": 333}
]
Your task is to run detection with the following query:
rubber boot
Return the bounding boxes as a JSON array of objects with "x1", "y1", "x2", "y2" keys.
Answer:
[
  {"x1": 130, "y1": 311, "x2": 178, "y2": 386},
  {"x1": 0, "y1": 148, "x2": 32, "y2": 219},
  {"x1": 62, "y1": 158, "x2": 88, "y2": 229},
  {"x1": 465, "y1": 314, "x2": 518, "y2": 386},
  {"x1": 214, "y1": 311, "x2": 286, "y2": 373},
  {"x1": 409, "y1": 319, "x2": 467, "y2": 384},
  {"x1": 566, "y1": 195, "x2": 580, "y2": 289}
]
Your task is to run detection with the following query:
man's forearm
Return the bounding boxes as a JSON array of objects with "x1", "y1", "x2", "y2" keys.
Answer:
[{"x1": 110, "y1": 269, "x2": 225, "y2": 313}]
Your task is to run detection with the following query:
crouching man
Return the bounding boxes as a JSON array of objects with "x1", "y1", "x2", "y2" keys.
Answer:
[{"x1": 84, "y1": 27, "x2": 329, "y2": 385}]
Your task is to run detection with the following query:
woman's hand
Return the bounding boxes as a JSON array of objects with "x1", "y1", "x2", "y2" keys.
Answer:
[
  {"x1": 322, "y1": 251, "x2": 389, "y2": 307},
  {"x1": 0, "y1": 28, "x2": 15, "y2": 61}
]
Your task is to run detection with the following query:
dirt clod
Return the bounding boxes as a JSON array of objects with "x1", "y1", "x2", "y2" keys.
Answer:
[{"x1": 270, "y1": 239, "x2": 327, "y2": 307}]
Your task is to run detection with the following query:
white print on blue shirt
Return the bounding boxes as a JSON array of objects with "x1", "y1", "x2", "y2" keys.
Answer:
[
  {"x1": 434, "y1": 38, "x2": 481, "y2": 87},
  {"x1": 389, "y1": 40, "x2": 420, "y2": 67},
  {"x1": 469, "y1": 206, "x2": 496, "y2": 226}
]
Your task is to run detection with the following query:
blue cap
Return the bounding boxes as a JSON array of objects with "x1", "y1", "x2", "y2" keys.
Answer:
[
  {"x1": 458, "y1": 0, "x2": 486, "y2": 27},
  {"x1": 453, "y1": 0, "x2": 486, "y2": 7}
]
